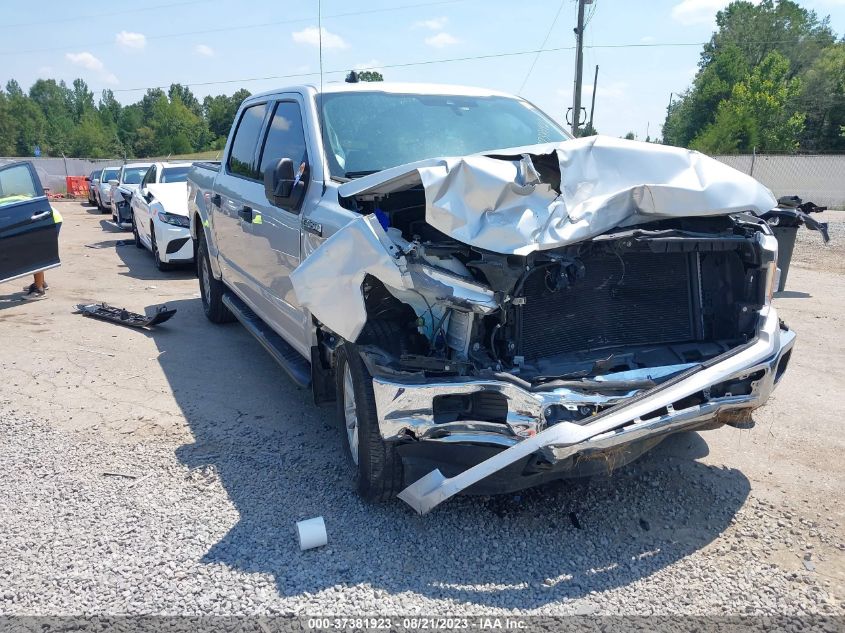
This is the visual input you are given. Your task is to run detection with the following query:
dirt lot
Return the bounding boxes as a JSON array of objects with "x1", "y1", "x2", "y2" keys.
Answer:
[{"x1": 0, "y1": 201, "x2": 843, "y2": 616}]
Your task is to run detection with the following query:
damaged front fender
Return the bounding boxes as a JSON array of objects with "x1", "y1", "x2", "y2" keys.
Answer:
[{"x1": 289, "y1": 214, "x2": 496, "y2": 342}]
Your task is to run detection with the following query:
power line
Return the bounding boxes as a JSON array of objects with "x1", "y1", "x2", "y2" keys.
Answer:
[
  {"x1": 89, "y1": 37, "x2": 835, "y2": 94},
  {"x1": 0, "y1": 0, "x2": 472, "y2": 56},
  {"x1": 517, "y1": 0, "x2": 568, "y2": 95}
]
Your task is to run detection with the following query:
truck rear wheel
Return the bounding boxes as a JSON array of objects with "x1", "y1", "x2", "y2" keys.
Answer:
[
  {"x1": 197, "y1": 230, "x2": 234, "y2": 323},
  {"x1": 335, "y1": 340, "x2": 403, "y2": 501}
]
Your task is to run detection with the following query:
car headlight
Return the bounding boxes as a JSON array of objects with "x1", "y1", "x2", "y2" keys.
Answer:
[{"x1": 157, "y1": 211, "x2": 190, "y2": 227}]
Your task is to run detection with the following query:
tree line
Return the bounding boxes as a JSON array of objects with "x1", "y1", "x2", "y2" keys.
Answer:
[
  {"x1": 663, "y1": 0, "x2": 845, "y2": 154},
  {"x1": 0, "y1": 79, "x2": 251, "y2": 158},
  {"x1": 0, "y1": 70, "x2": 385, "y2": 160}
]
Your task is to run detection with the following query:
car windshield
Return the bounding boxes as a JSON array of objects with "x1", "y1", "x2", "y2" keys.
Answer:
[
  {"x1": 161, "y1": 166, "x2": 191, "y2": 183},
  {"x1": 89, "y1": 170, "x2": 100, "y2": 179},
  {"x1": 320, "y1": 92, "x2": 570, "y2": 178},
  {"x1": 122, "y1": 166, "x2": 150, "y2": 184},
  {"x1": 102, "y1": 168, "x2": 119, "y2": 181}
]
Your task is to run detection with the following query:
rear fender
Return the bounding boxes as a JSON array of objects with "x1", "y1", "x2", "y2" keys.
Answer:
[{"x1": 187, "y1": 181, "x2": 222, "y2": 279}]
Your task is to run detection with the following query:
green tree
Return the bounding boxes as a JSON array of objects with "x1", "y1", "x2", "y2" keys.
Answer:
[
  {"x1": 663, "y1": 0, "x2": 837, "y2": 149},
  {"x1": 28, "y1": 79, "x2": 74, "y2": 155},
  {"x1": 357, "y1": 71, "x2": 384, "y2": 82},
  {"x1": 623, "y1": 131, "x2": 636, "y2": 140},
  {"x1": 0, "y1": 91, "x2": 17, "y2": 155},
  {"x1": 691, "y1": 51, "x2": 805, "y2": 153},
  {"x1": 69, "y1": 111, "x2": 113, "y2": 157},
  {"x1": 701, "y1": 0, "x2": 834, "y2": 78},
  {"x1": 798, "y1": 43, "x2": 845, "y2": 150},
  {"x1": 9, "y1": 98, "x2": 46, "y2": 156}
]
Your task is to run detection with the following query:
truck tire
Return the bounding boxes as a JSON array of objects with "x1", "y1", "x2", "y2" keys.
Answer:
[
  {"x1": 197, "y1": 230, "x2": 235, "y2": 323},
  {"x1": 335, "y1": 333, "x2": 404, "y2": 501}
]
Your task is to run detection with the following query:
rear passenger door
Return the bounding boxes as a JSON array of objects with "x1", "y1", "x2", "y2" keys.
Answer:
[
  {"x1": 212, "y1": 101, "x2": 270, "y2": 308},
  {"x1": 247, "y1": 97, "x2": 311, "y2": 353},
  {"x1": 0, "y1": 162, "x2": 60, "y2": 284}
]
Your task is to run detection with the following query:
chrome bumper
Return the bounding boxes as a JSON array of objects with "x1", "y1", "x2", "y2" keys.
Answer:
[{"x1": 371, "y1": 306, "x2": 795, "y2": 514}]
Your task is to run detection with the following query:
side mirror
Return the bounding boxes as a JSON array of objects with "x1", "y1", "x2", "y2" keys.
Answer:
[
  {"x1": 264, "y1": 157, "x2": 308, "y2": 211},
  {"x1": 108, "y1": 179, "x2": 119, "y2": 186},
  {"x1": 84, "y1": 177, "x2": 91, "y2": 182}
]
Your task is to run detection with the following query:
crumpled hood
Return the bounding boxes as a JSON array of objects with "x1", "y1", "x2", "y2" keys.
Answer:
[
  {"x1": 337, "y1": 135, "x2": 777, "y2": 255},
  {"x1": 146, "y1": 183, "x2": 188, "y2": 215}
]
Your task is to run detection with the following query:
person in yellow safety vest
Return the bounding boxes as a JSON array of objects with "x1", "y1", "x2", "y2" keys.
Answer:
[{"x1": 23, "y1": 207, "x2": 62, "y2": 301}]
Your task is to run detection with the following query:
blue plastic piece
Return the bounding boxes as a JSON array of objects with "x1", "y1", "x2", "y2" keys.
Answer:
[{"x1": 374, "y1": 207, "x2": 390, "y2": 230}]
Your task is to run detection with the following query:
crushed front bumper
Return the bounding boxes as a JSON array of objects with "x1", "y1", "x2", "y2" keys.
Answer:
[{"x1": 371, "y1": 307, "x2": 795, "y2": 514}]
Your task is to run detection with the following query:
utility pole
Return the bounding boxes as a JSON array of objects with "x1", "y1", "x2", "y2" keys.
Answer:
[
  {"x1": 588, "y1": 64, "x2": 599, "y2": 133},
  {"x1": 571, "y1": 0, "x2": 592, "y2": 136}
]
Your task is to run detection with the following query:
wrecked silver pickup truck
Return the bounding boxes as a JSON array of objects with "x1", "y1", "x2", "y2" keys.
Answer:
[{"x1": 188, "y1": 83, "x2": 794, "y2": 514}]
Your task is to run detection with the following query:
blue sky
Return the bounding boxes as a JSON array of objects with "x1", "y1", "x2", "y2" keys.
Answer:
[{"x1": 2, "y1": 0, "x2": 843, "y2": 139}]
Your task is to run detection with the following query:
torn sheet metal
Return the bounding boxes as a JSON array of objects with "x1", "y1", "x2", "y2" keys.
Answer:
[
  {"x1": 338, "y1": 135, "x2": 778, "y2": 255},
  {"x1": 290, "y1": 215, "x2": 496, "y2": 342}
]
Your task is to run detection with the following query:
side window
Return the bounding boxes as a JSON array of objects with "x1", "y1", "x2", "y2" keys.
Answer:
[
  {"x1": 0, "y1": 164, "x2": 38, "y2": 208},
  {"x1": 227, "y1": 103, "x2": 267, "y2": 180},
  {"x1": 259, "y1": 101, "x2": 308, "y2": 179}
]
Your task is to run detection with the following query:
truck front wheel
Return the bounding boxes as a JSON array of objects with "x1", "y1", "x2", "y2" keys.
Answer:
[
  {"x1": 335, "y1": 342, "x2": 404, "y2": 501},
  {"x1": 197, "y1": 230, "x2": 234, "y2": 323}
]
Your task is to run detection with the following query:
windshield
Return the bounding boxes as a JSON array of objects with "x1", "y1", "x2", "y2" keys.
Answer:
[
  {"x1": 102, "y1": 168, "x2": 119, "y2": 181},
  {"x1": 122, "y1": 166, "x2": 150, "y2": 184},
  {"x1": 161, "y1": 166, "x2": 191, "y2": 183},
  {"x1": 320, "y1": 92, "x2": 570, "y2": 178}
]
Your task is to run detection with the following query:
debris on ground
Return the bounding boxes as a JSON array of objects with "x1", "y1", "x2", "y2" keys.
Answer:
[
  {"x1": 296, "y1": 517, "x2": 327, "y2": 551},
  {"x1": 75, "y1": 303, "x2": 176, "y2": 329}
]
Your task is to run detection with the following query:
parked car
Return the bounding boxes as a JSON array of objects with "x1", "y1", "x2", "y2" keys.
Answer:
[
  {"x1": 129, "y1": 161, "x2": 194, "y2": 270},
  {"x1": 85, "y1": 169, "x2": 100, "y2": 206},
  {"x1": 0, "y1": 161, "x2": 62, "y2": 284},
  {"x1": 187, "y1": 83, "x2": 794, "y2": 514},
  {"x1": 109, "y1": 162, "x2": 153, "y2": 226},
  {"x1": 96, "y1": 167, "x2": 120, "y2": 213}
]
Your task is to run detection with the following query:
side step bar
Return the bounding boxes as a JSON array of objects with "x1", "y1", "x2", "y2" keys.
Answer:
[{"x1": 222, "y1": 292, "x2": 311, "y2": 389}]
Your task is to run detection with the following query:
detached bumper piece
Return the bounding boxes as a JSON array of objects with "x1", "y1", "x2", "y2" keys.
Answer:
[
  {"x1": 375, "y1": 308, "x2": 794, "y2": 514},
  {"x1": 75, "y1": 303, "x2": 176, "y2": 329}
]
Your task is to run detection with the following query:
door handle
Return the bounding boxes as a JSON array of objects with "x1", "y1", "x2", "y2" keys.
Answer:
[
  {"x1": 30, "y1": 210, "x2": 52, "y2": 221},
  {"x1": 211, "y1": 193, "x2": 221, "y2": 207},
  {"x1": 238, "y1": 206, "x2": 253, "y2": 222}
]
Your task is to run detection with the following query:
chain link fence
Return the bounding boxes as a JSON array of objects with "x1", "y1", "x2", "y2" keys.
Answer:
[{"x1": 713, "y1": 153, "x2": 845, "y2": 210}]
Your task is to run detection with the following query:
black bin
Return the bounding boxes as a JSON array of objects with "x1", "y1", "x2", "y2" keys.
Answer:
[{"x1": 771, "y1": 226, "x2": 798, "y2": 292}]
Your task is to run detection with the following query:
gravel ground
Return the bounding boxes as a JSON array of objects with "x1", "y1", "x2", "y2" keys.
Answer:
[
  {"x1": 1, "y1": 404, "x2": 842, "y2": 616},
  {"x1": 0, "y1": 202, "x2": 843, "y2": 616}
]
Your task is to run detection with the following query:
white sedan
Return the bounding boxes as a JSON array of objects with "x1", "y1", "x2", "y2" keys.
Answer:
[{"x1": 129, "y1": 162, "x2": 194, "y2": 271}]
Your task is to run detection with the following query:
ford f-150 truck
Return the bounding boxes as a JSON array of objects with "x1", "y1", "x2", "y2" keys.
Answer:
[{"x1": 187, "y1": 83, "x2": 794, "y2": 514}]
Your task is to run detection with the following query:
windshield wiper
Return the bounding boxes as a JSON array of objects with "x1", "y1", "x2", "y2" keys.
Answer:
[{"x1": 344, "y1": 170, "x2": 380, "y2": 178}]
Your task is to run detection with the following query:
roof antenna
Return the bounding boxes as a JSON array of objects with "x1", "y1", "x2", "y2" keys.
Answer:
[{"x1": 317, "y1": 0, "x2": 328, "y2": 194}]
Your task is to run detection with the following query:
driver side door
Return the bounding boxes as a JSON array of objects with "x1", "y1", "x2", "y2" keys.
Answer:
[{"x1": 0, "y1": 161, "x2": 61, "y2": 284}]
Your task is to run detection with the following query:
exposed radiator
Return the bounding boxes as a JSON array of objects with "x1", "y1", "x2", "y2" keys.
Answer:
[{"x1": 518, "y1": 252, "x2": 695, "y2": 360}]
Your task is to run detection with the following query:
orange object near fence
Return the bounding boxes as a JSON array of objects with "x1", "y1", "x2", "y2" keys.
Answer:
[{"x1": 66, "y1": 176, "x2": 89, "y2": 198}]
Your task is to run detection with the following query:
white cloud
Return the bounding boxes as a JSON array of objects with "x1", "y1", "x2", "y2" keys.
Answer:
[
  {"x1": 65, "y1": 52, "x2": 104, "y2": 71},
  {"x1": 424, "y1": 32, "x2": 459, "y2": 48},
  {"x1": 354, "y1": 59, "x2": 383, "y2": 72},
  {"x1": 65, "y1": 51, "x2": 118, "y2": 85},
  {"x1": 37, "y1": 65, "x2": 54, "y2": 75},
  {"x1": 671, "y1": 0, "x2": 760, "y2": 25},
  {"x1": 115, "y1": 31, "x2": 146, "y2": 50},
  {"x1": 640, "y1": 35, "x2": 656, "y2": 43},
  {"x1": 414, "y1": 17, "x2": 448, "y2": 30},
  {"x1": 194, "y1": 44, "x2": 214, "y2": 57},
  {"x1": 291, "y1": 26, "x2": 348, "y2": 49}
]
